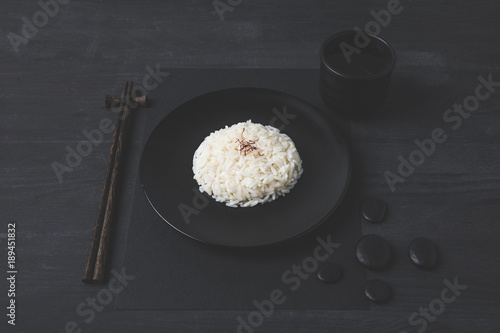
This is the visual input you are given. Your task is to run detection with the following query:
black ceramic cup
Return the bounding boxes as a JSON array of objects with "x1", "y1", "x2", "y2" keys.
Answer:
[{"x1": 319, "y1": 30, "x2": 396, "y2": 118}]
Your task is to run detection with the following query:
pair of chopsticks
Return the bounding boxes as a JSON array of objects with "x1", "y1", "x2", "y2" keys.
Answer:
[{"x1": 82, "y1": 81, "x2": 134, "y2": 284}]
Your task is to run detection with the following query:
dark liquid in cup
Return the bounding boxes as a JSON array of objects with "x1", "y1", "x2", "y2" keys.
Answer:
[{"x1": 326, "y1": 49, "x2": 389, "y2": 77}]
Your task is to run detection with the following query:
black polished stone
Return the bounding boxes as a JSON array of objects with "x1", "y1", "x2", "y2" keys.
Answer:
[
  {"x1": 317, "y1": 262, "x2": 343, "y2": 283},
  {"x1": 355, "y1": 234, "x2": 392, "y2": 269},
  {"x1": 361, "y1": 197, "x2": 387, "y2": 223},
  {"x1": 408, "y1": 237, "x2": 438, "y2": 269},
  {"x1": 365, "y1": 279, "x2": 392, "y2": 303}
]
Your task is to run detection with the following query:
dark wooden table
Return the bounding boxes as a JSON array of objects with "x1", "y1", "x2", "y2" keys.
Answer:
[{"x1": 1, "y1": 0, "x2": 499, "y2": 332}]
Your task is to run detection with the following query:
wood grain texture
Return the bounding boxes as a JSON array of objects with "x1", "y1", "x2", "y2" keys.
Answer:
[{"x1": 0, "y1": 0, "x2": 499, "y2": 332}]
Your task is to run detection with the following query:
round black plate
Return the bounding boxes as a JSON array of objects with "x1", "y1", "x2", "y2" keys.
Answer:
[{"x1": 140, "y1": 88, "x2": 351, "y2": 247}]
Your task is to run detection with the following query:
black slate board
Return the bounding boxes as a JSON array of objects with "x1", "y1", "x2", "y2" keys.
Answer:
[{"x1": 115, "y1": 69, "x2": 369, "y2": 310}]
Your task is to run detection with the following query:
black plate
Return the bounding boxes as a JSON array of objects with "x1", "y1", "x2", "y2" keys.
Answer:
[{"x1": 140, "y1": 88, "x2": 351, "y2": 247}]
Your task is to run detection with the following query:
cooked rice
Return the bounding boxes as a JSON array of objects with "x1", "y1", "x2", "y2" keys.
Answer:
[{"x1": 192, "y1": 120, "x2": 303, "y2": 207}]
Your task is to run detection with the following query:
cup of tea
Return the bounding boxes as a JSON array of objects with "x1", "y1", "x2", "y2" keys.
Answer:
[{"x1": 319, "y1": 30, "x2": 396, "y2": 118}]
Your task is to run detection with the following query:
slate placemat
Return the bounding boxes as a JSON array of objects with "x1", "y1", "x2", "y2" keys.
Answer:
[{"x1": 115, "y1": 69, "x2": 369, "y2": 310}]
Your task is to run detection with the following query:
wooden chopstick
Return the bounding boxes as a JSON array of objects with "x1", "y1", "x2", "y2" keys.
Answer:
[
  {"x1": 92, "y1": 81, "x2": 134, "y2": 283},
  {"x1": 82, "y1": 81, "x2": 130, "y2": 284}
]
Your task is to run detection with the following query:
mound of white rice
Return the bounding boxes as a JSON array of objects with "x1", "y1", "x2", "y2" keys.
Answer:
[{"x1": 192, "y1": 120, "x2": 303, "y2": 208}]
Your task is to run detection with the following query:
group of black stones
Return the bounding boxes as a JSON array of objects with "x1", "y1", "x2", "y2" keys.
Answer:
[{"x1": 316, "y1": 197, "x2": 439, "y2": 303}]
